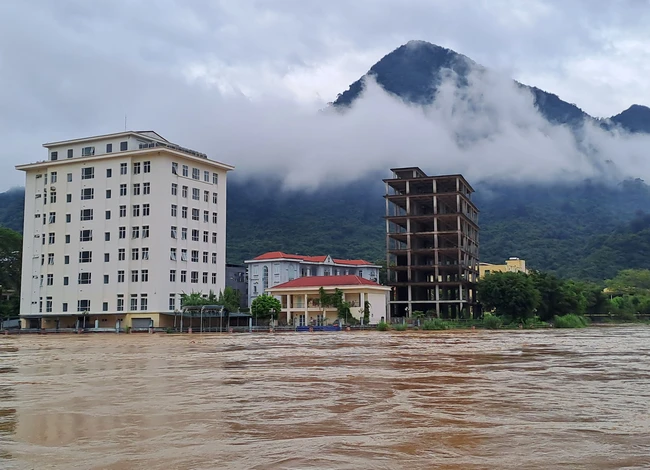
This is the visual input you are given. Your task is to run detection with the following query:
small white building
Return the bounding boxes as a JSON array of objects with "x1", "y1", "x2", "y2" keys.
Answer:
[
  {"x1": 244, "y1": 251, "x2": 381, "y2": 307},
  {"x1": 16, "y1": 131, "x2": 233, "y2": 330},
  {"x1": 266, "y1": 275, "x2": 390, "y2": 326}
]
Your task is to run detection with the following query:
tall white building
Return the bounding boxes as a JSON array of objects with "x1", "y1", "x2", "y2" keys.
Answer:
[{"x1": 16, "y1": 131, "x2": 233, "y2": 330}]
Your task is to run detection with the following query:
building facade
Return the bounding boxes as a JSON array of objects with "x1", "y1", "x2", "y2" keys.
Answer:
[
  {"x1": 225, "y1": 263, "x2": 248, "y2": 309},
  {"x1": 266, "y1": 275, "x2": 390, "y2": 326},
  {"x1": 16, "y1": 131, "x2": 233, "y2": 329},
  {"x1": 479, "y1": 257, "x2": 527, "y2": 277},
  {"x1": 244, "y1": 251, "x2": 381, "y2": 307},
  {"x1": 385, "y1": 168, "x2": 479, "y2": 319}
]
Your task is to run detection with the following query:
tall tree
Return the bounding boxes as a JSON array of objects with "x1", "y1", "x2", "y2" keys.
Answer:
[
  {"x1": 478, "y1": 272, "x2": 540, "y2": 322},
  {"x1": 251, "y1": 294, "x2": 281, "y2": 319}
]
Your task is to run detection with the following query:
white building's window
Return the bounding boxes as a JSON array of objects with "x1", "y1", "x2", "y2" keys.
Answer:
[
  {"x1": 120, "y1": 141, "x2": 127, "y2": 151},
  {"x1": 131, "y1": 248, "x2": 139, "y2": 261},
  {"x1": 252, "y1": 265, "x2": 259, "y2": 276},
  {"x1": 106, "y1": 143, "x2": 113, "y2": 153},
  {"x1": 133, "y1": 205, "x2": 140, "y2": 217},
  {"x1": 67, "y1": 173, "x2": 72, "y2": 182},
  {"x1": 182, "y1": 186, "x2": 188, "y2": 198},
  {"x1": 192, "y1": 168, "x2": 199, "y2": 180},
  {"x1": 102, "y1": 302, "x2": 108, "y2": 311},
  {"x1": 81, "y1": 167, "x2": 94, "y2": 179},
  {"x1": 67, "y1": 149, "x2": 73, "y2": 158},
  {"x1": 182, "y1": 207, "x2": 188, "y2": 219},
  {"x1": 212, "y1": 193, "x2": 218, "y2": 204},
  {"x1": 182, "y1": 165, "x2": 188, "y2": 177},
  {"x1": 171, "y1": 204, "x2": 177, "y2": 217},
  {"x1": 170, "y1": 270, "x2": 176, "y2": 282},
  {"x1": 192, "y1": 188, "x2": 199, "y2": 200},
  {"x1": 117, "y1": 295, "x2": 124, "y2": 311},
  {"x1": 212, "y1": 173, "x2": 218, "y2": 185},
  {"x1": 117, "y1": 270, "x2": 125, "y2": 283},
  {"x1": 143, "y1": 204, "x2": 150, "y2": 216},
  {"x1": 50, "y1": 191, "x2": 57, "y2": 203},
  {"x1": 180, "y1": 270, "x2": 187, "y2": 282},
  {"x1": 141, "y1": 294, "x2": 148, "y2": 310},
  {"x1": 142, "y1": 248, "x2": 149, "y2": 260},
  {"x1": 119, "y1": 226, "x2": 126, "y2": 239},
  {"x1": 46, "y1": 274, "x2": 53, "y2": 286},
  {"x1": 212, "y1": 253, "x2": 217, "y2": 264},
  {"x1": 142, "y1": 225, "x2": 149, "y2": 238},
  {"x1": 131, "y1": 270, "x2": 138, "y2": 282},
  {"x1": 212, "y1": 232, "x2": 217, "y2": 244},
  {"x1": 141, "y1": 270, "x2": 149, "y2": 282},
  {"x1": 133, "y1": 162, "x2": 141, "y2": 174},
  {"x1": 203, "y1": 211, "x2": 209, "y2": 223},
  {"x1": 191, "y1": 271, "x2": 198, "y2": 283},
  {"x1": 48, "y1": 212, "x2": 55, "y2": 223},
  {"x1": 202, "y1": 252, "x2": 208, "y2": 263},
  {"x1": 80, "y1": 209, "x2": 93, "y2": 221},
  {"x1": 192, "y1": 229, "x2": 199, "y2": 241},
  {"x1": 130, "y1": 294, "x2": 138, "y2": 310},
  {"x1": 192, "y1": 209, "x2": 199, "y2": 221},
  {"x1": 104, "y1": 275, "x2": 109, "y2": 285},
  {"x1": 171, "y1": 183, "x2": 177, "y2": 195},
  {"x1": 181, "y1": 249, "x2": 187, "y2": 262},
  {"x1": 79, "y1": 251, "x2": 92, "y2": 263},
  {"x1": 120, "y1": 184, "x2": 127, "y2": 196},
  {"x1": 78, "y1": 272, "x2": 91, "y2": 284},
  {"x1": 204, "y1": 170, "x2": 210, "y2": 182},
  {"x1": 132, "y1": 226, "x2": 140, "y2": 239},
  {"x1": 77, "y1": 299, "x2": 90, "y2": 311},
  {"x1": 81, "y1": 147, "x2": 95, "y2": 157},
  {"x1": 143, "y1": 182, "x2": 150, "y2": 195},
  {"x1": 118, "y1": 248, "x2": 125, "y2": 261},
  {"x1": 170, "y1": 248, "x2": 177, "y2": 261},
  {"x1": 203, "y1": 231, "x2": 208, "y2": 243},
  {"x1": 80, "y1": 230, "x2": 92, "y2": 242},
  {"x1": 144, "y1": 161, "x2": 151, "y2": 173},
  {"x1": 191, "y1": 250, "x2": 199, "y2": 262},
  {"x1": 172, "y1": 162, "x2": 178, "y2": 175},
  {"x1": 51, "y1": 172, "x2": 57, "y2": 183},
  {"x1": 181, "y1": 227, "x2": 187, "y2": 240},
  {"x1": 171, "y1": 226, "x2": 177, "y2": 239},
  {"x1": 133, "y1": 183, "x2": 140, "y2": 196},
  {"x1": 51, "y1": 151, "x2": 58, "y2": 161},
  {"x1": 120, "y1": 162, "x2": 127, "y2": 175},
  {"x1": 169, "y1": 295, "x2": 176, "y2": 311},
  {"x1": 211, "y1": 273, "x2": 217, "y2": 284},
  {"x1": 80, "y1": 188, "x2": 94, "y2": 200}
]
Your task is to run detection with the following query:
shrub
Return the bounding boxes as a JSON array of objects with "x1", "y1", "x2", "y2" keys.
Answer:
[
  {"x1": 483, "y1": 314, "x2": 502, "y2": 330},
  {"x1": 376, "y1": 321, "x2": 390, "y2": 331},
  {"x1": 614, "y1": 310, "x2": 637, "y2": 322},
  {"x1": 553, "y1": 314, "x2": 589, "y2": 328},
  {"x1": 393, "y1": 323, "x2": 408, "y2": 331},
  {"x1": 422, "y1": 319, "x2": 450, "y2": 330}
]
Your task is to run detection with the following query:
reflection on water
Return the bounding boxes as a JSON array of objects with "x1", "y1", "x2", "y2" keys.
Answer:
[{"x1": 1, "y1": 328, "x2": 650, "y2": 469}]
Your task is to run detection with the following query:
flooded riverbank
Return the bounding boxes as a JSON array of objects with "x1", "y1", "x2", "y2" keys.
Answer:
[{"x1": 1, "y1": 327, "x2": 650, "y2": 469}]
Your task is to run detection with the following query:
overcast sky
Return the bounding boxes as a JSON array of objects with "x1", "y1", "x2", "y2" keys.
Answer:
[{"x1": 1, "y1": 0, "x2": 649, "y2": 190}]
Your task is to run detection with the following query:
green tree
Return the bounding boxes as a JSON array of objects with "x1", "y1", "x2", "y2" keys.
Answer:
[
  {"x1": 251, "y1": 294, "x2": 281, "y2": 319},
  {"x1": 180, "y1": 291, "x2": 208, "y2": 307},
  {"x1": 478, "y1": 272, "x2": 540, "y2": 322},
  {"x1": 606, "y1": 269, "x2": 650, "y2": 294},
  {"x1": 218, "y1": 286, "x2": 241, "y2": 312},
  {"x1": 0, "y1": 228, "x2": 22, "y2": 320}
]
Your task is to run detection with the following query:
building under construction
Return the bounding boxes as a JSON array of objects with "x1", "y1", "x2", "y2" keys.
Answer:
[{"x1": 384, "y1": 168, "x2": 479, "y2": 319}]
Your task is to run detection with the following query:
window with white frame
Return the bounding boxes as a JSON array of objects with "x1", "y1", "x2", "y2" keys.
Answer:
[
  {"x1": 182, "y1": 165, "x2": 188, "y2": 177},
  {"x1": 181, "y1": 249, "x2": 187, "y2": 261},
  {"x1": 81, "y1": 167, "x2": 94, "y2": 179},
  {"x1": 118, "y1": 248, "x2": 125, "y2": 261},
  {"x1": 80, "y1": 188, "x2": 93, "y2": 200}
]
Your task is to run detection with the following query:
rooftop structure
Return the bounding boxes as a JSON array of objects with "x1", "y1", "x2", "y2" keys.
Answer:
[{"x1": 385, "y1": 167, "x2": 479, "y2": 319}]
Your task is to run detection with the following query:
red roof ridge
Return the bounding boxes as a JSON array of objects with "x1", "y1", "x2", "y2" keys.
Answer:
[{"x1": 269, "y1": 275, "x2": 383, "y2": 289}]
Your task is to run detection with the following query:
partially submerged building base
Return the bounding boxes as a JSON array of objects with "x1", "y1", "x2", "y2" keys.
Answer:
[{"x1": 385, "y1": 168, "x2": 479, "y2": 319}]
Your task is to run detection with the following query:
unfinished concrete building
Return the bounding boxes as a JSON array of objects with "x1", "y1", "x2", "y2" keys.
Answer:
[{"x1": 384, "y1": 168, "x2": 479, "y2": 319}]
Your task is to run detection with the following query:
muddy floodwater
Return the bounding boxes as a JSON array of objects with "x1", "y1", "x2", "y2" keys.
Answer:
[{"x1": 1, "y1": 328, "x2": 650, "y2": 469}]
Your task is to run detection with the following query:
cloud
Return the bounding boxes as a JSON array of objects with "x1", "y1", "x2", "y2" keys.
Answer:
[{"x1": 1, "y1": 0, "x2": 650, "y2": 191}]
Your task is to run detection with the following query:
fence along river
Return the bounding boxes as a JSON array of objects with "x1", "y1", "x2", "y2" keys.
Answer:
[{"x1": 1, "y1": 327, "x2": 650, "y2": 469}]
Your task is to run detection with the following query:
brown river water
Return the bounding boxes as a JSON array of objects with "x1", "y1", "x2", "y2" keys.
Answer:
[{"x1": 1, "y1": 327, "x2": 650, "y2": 469}]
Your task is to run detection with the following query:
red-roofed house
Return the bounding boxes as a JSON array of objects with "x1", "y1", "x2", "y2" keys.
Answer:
[
  {"x1": 244, "y1": 252, "x2": 381, "y2": 307},
  {"x1": 266, "y1": 276, "x2": 390, "y2": 326}
]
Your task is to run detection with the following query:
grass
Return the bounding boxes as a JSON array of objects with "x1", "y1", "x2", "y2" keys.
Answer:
[
  {"x1": 392, "y1": 323, "x2": 408, "y2": 331},
  {"x1": 422, "y1": 319, "x2": 451, "y2": 330},
  {"x1": 376, "y1": 321, "x2": 390, "y2": 331},
  {"x1": 553, "y1": 314, "x2": 589, "y2": 328}
]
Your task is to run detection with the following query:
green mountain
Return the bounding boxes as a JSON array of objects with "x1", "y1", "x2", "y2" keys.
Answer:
[{"x1": 4, "y1": 41, "x2": 650, "y2": 282}]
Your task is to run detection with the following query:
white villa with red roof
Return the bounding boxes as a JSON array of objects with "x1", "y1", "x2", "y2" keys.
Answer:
[
  {"x1": 244, "y1": 251, "x2": 381, "y2": 307},
  {"x1": 266, "y1": 275, "x2": 391, "y2": 327}
]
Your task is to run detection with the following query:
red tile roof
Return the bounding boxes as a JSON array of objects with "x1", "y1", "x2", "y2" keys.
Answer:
[
  {"x1": 270, "y1": 275, "x2": 382, "y2": 289},
  {"x1": 252, "y1": 251, "x2": 375, "y2": 266}
]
